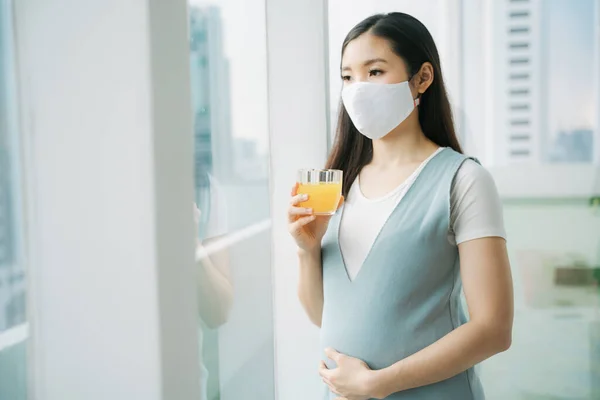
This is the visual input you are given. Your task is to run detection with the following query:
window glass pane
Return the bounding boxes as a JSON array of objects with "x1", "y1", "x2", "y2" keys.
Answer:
[
  {"x1": 188, "y1": 0, "x2": 274, "y2": 399},
  {"x1": 328, "y1": 2, "x2": 600, "y2": 400},
  {"x1": 461, "y1": 1, "x2": 600, "y2": 398},
  {"x1": 0, "y1": 1, "x2": 28, "y2": 399},
  {"x1": 542, "y1": 0, "x2": 596, "y2": 163},
  {"x1": 463, "y1": 0, "x2": 599, "y2": 165}
]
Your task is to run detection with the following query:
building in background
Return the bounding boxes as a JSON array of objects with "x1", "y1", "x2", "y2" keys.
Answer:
[
  {"x1": 487, "y1": 0, "x2": 597, "y2": 165},
  {"x1": 0, "y1": 140, "x2": 18, "y2": 332},
  {"x1": 547, "y1": 129, "x2": 594, "y2": 163},
  {"x1": 0, "y1": 19, "x2": 25, "y2": 333},
  {"x1": 189, "y1": 6, "x2": 268, "y2": 190},
  {"x1": 189, "y1": 5, "x2": 234, "y2": 187},
  {"x1": 0, "y1": 150, "x2": 14, "y2": 269},
  {"x1": 233, "y1": 139, "x2": 269, "y2": 181}
]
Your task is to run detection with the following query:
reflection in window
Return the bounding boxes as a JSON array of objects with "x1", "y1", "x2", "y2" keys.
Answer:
[
  {"x1": 0, "y1": 0, "x2": 25, "y2": 335},
  {"x1": 188, "y1": 1, "x2": 274, "y2": 399},
  {"x1": 189, "y1": 9, "x2": 231, "y2": 400},
  {"x1": 0, "y1": 2, "x2": 28, "y2": 399}
]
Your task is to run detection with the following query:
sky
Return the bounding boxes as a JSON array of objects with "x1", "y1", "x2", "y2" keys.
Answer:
[
  {"x1": 190, "y1": 0, "x2": 270, "y2": 154},
  {"x1": 544, "y1": 0, "x2": 597, "y2": 132}
]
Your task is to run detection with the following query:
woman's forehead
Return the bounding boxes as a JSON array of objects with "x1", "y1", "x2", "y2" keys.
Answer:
[{"x1": 342, "y1": 34, "x2": 396, "y2": 66}]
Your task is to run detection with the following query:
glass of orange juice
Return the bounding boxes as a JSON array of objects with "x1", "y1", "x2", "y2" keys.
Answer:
[{"x1": 296, "y1": 169, "x2": 343, "y2": 215}]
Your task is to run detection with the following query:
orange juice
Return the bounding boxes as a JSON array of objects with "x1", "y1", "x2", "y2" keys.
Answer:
[{"x1": 297, "y1": 182, "x2": 342, "y2": 215}]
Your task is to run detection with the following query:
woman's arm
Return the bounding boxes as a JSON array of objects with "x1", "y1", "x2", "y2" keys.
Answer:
[
  {"x1": 369, "y1": 236, "x2": 514, "y2": 397},
  {"x1": 196, "y1": 239, "x2": 233, "y2": 329},
  {"x1": 194, "y1": 179, "x2": 234, "y2": 329},
  {"x1": 297, "y1": 247, "x2": 325, "y2": 327}
]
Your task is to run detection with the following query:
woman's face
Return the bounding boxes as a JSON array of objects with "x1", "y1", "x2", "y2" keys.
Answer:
[{"x1": 341, "y1": 32, "x2": 409, "y2": 87}]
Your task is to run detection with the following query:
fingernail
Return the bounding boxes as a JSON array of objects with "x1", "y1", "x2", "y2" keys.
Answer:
[
  {"x1": 302, "y1": 194, "x2": 308, "y2": 200},
  {"x1": 306, "y1": 208, "x2": 313, "y2": 214}
]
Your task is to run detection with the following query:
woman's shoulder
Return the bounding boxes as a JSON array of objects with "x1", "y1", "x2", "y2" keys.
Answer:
[
  {"x1": 453, "y1": 158, "x2": 496, "y2": 189},
  {"x1": 450, "y1": 157, "x2": 502, "y2": 215},
  {"x1": 450, "y1": 158, "x2": 506, "y2": 242}
]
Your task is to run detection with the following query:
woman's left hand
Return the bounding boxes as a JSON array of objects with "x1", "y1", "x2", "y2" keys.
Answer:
[{"x1": 319, "y1": 348, "x2": 379, "y2": 400}]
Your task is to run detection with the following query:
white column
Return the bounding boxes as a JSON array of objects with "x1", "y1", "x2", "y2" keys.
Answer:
[
  {"x1": 437, "y1": 0, "x2": 464, "y2": 137},
  {"x1": 14, "y1": 1, "x2": 200, "y2": 399},
  {"x1": 460, "y1": 0, "x2": 489, "y2": 161},
  {"x1": 266, "y1": 0, "x2": 330, "y2": 398}
]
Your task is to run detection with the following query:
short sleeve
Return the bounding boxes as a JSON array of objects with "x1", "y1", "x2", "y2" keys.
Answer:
[{"x1": 449, "y1": 159, "x2": 506, "y2": 245}]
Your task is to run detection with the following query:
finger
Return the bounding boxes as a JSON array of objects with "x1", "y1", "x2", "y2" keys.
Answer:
[
  {"x1": 289, "y1": 193, "x2": 308, "y2": 206},
  {"x1": 324, "y1": 347, "x2": 342, "y2": 363},
  {"x1": 288, "y1": 215, "x2": 316, "y2": 233},
  {"x1": 290, "y1": 182, "x2": 299, "y2": 196},
  {"x1": 288, "y1": 206, "x2": 313, "y2": 222},
  {"x1": 337, "y1": 195, "x2": 344, "y2": 210},
  {"x1": 318, "y1": 360, "x2": 329, "y2": 376},
  {"x1": 318, "y1": 364, "x2": 333, "y2": 380},
  {"x1": 322, "y1": 378, "x2": 342, "y2": 395}
]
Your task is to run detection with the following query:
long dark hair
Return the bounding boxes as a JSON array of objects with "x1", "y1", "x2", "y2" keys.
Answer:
[{"x1": 326, "y1": 12, "x2": 462, "y2": 197}]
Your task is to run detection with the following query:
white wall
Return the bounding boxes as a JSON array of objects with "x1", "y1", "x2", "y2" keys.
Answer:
[{"x1": 14, "y1": 1, "x2": 200, "y2": 399}]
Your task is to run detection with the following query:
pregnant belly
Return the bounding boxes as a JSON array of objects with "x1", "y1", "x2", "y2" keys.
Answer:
[
  {"x1": 319, "y1": 319, "x2": 483, "y2": 399},
  {"x1": 319, "y1": 307, "x2": 455, "y2": 371},
  {"x1": 320, "y1": 319, "x2": 418, "y2": 371}
]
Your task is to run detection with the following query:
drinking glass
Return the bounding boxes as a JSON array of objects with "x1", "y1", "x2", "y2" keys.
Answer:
[{"x1": 296, "y1": 169, "x2": 343, "y2": 215}]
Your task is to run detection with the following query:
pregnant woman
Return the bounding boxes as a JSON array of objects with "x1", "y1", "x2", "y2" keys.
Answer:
[{"x1": 287, "y1": 12, "x2": 513, "y2": 400}]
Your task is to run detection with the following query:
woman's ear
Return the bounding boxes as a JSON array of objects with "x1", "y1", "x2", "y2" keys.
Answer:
[{"x1": 414, "y1": 62, "x2": 434, "y2": 94}]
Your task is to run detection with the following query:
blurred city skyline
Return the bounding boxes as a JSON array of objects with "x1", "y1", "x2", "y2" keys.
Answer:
[
  {"x1": 544, "y1": 0, "x2": 596, "y2": 162},
  {"x1": 190, "y1": 0, "x2": 271, "y2": 157}
]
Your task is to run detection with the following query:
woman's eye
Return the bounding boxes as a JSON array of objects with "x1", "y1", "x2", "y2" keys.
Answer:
[
  {"x1": 369, "y1": 69, "x2": 384, "y2": 77},
  {"x1": 341, "y1": 75, "x2": 351, "y2": 82}
]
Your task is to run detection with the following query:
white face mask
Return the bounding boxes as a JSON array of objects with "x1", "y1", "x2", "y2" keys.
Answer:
[{"x1": 341, "y1": 80, "x2": 420, "y2": 140}]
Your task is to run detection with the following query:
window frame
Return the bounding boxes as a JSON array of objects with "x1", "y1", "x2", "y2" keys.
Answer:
[{"x1": 13, "y1": 1, "x2": 202, "y2": 398}]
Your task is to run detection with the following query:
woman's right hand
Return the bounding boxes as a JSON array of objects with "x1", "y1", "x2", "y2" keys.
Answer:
[{"x1": 287, "y1": 183, "x2": 343, "y2": 253}]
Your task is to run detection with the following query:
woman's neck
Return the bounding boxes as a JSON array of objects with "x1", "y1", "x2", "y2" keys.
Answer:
[{"x1": 370, "y1": 116, "x2": 439, "y2": 167}]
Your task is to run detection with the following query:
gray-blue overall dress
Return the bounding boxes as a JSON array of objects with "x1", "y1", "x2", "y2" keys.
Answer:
[{"x1": 320, "y1": 148, "x2": 485, "y2": 399}]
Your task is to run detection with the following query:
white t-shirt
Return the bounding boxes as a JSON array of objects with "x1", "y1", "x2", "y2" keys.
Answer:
[{"x1": 339, "y1": 148, "x2": 506, "y2": 281}]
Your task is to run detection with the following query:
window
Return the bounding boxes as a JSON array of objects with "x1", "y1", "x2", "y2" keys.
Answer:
[
  {"x1": 0, "y1": 0, "x2": 23, "y2": 335},
  {"x1": 326, "y1": 2, "x2": 600, "y2": 399},
  {"x1": 188, "y1": 0, "x2": 274, "y2": 398},
  {"x1": 0, "y1": 1, "x2": 28, "y2": 399},
  {"x1": 462, "y1": 0, "x2": 600, "y2": 166},
  {"x1": 460, "y1": 1, "x2": 600, "y2": 399}
]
